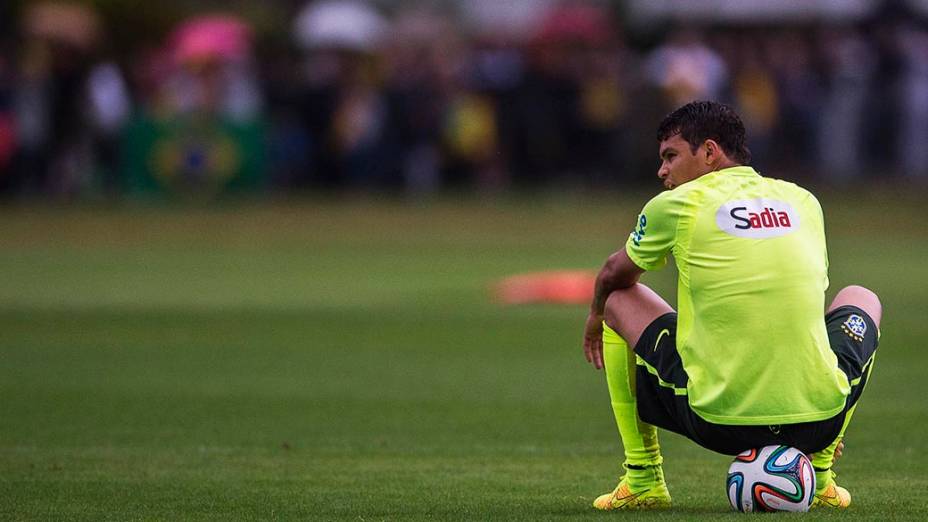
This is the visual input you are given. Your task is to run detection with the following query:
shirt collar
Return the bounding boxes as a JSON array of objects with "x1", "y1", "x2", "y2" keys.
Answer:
[{"x1": 696, "y1": 165, "x2": 759, "y2": 183}]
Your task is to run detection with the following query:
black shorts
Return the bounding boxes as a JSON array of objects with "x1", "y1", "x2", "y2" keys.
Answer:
[{"x1": 633, "y1": 305, "x2": 879, "y2": 455}]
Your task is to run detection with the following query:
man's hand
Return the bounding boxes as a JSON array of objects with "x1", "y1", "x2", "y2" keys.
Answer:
[{"x1": 583, "y1": 312, "x2": 605, "y2": 370}]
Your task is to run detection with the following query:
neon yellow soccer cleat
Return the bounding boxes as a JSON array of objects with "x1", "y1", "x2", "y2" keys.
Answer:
[
  {"x1": 592, "y1": 476, "x2": 672, "y2": 510},
  {"x1": 811, "y1": 472, "x2": 851, "y2": 509}
]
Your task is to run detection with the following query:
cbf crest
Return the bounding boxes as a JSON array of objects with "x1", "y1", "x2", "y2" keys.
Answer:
[{"x1": 841, "y1": 314, "x2": 867, "y2": 342}]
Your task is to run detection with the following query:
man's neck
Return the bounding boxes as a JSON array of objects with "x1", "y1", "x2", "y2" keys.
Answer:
[
  {"x1": 690, "y1": 161, "x2": 744, "y2": 184},
  {"x1": 714, "y1": 159, "x2": 741, "y2": 171}
]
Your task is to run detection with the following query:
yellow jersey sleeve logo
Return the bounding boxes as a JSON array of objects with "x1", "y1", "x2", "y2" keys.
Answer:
[
  {"x1": 631, "y1": 214, "x2": 647, "y2": 246},
  {"x1": 715, "y1": 199, "x2": 800, "y2": 239}
]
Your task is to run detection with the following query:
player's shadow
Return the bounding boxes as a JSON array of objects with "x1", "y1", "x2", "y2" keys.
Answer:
[{"x1": 543, "y1": 504, "x2": 742, "y2": 518}]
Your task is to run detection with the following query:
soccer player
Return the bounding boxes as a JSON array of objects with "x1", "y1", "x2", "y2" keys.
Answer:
[{"x1": 582, "y1": 101, "x2": 881, "y2": 510}]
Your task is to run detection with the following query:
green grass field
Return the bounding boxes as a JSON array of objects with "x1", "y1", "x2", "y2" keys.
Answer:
[{"x1": 1, "y1": 190, "x2": 926, "y2": 520}]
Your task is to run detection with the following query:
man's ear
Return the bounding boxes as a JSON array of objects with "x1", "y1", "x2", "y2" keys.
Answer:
[{"x1": 704, "y1": 139, "x2": 720, "y2": 165}]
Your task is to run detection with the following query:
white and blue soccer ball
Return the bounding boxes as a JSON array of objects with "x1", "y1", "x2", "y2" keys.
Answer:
[{"x1": 726, "y1": 445, "x2": 815, "y2": 512}]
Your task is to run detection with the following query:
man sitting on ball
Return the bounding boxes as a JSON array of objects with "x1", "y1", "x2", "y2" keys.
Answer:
[{"x1": 582, "y1": 101, "x2": 880, "y2": 510}]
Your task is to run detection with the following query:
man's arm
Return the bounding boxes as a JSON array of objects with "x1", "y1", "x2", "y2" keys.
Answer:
[
  {"x1": 590, "y1": 248, "x2": 646, "y2": 316},
  {"x1": 583, "y1": 248, "x2": 646, "y2": 370}
]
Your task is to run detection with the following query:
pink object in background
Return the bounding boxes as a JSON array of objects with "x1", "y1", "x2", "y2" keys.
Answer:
[
  {"x1": 532, "y1": 3, "x2": 613, "y2": 46},
  {"x1": 171, "y1": 15, "x2": 253, "y2": 65},
  {"x1": 0, "y1": 114, "x2": 15, "y2": 169}
]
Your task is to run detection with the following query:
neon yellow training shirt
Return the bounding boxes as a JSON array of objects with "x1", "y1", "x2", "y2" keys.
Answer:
[{"x1": 625, "y1": 166, "x2": 850, "y2": 425}]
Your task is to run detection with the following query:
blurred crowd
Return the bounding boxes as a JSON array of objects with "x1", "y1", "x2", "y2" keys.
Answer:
[{"x1": 1, "y1": 0, "x2": 928, "y2": 200}]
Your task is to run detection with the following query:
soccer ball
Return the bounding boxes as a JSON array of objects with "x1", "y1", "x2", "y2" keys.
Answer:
[{"x1": 726, "y1": 445, "x2": 815, "y2": 512}]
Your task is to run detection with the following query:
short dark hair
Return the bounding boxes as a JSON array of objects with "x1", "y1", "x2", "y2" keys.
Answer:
[{"x1": 657, "y1": 101, "x2": 751, "y2": 165}]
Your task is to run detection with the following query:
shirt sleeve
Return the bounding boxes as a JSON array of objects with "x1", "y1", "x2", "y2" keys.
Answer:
[{"x1": 624, "y1": 192, "x2": 684, "y2": 271}]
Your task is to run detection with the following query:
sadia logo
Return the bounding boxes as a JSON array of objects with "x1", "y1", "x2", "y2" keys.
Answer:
[{"x1": 715, "y1": 199, "x2": 800, "y2": 238}]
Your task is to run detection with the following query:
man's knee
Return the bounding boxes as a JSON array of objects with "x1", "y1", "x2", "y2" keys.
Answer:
[
  {"x1": 828, "y1": 285, "x2": 882, "y2": 327},
  {"x1": 602, "y1": 284, "x2": 674, "y2": 347},
  {"x1": 603, "y1": 290, "x2": 625, "y2": 328},
  {"x1": 603, "y1": 286, "x2": 647, "y2": 329}
]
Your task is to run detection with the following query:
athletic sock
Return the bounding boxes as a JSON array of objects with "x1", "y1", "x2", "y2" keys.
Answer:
[
  {"x1": 602, "y1": 322, "x2": 663, "y2": 488},
  {"x1": 625, "y1": 462, "x2": 666, "y2": 488},
  {"x1": 812, "y1": 349, "x2": 877, "y2": 493},
  {"x1": 811, "y1": 403, "x2": 859, "y2": 492}
]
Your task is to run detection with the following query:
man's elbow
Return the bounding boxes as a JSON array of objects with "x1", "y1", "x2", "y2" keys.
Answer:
[{"x1": 604, "y1": 250, "x2": 643, "y2": 289}]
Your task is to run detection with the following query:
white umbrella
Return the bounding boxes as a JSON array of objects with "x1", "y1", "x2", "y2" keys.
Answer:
[
  {"x1": 294, "y1": 0, "x2": 388, "y2": 52},
  {"x1": 457, "y1": 0, "x2": 556, "y2": 42}
]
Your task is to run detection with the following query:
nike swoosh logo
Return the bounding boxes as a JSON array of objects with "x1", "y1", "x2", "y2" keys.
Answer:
[
  {"x1": 815, "y1": 489, "x2": 842, "y2": 507},
  {"x1": 654, "y1": 329, "x2": 671, "y2": 351},
  {"x1": 612, "y1": 489, "x2": 645, "y2": 508}
]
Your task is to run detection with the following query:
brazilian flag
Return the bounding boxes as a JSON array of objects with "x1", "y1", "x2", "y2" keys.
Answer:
[{"x1": 122, "y1": 112, "x2": 264, "y2": 199}]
